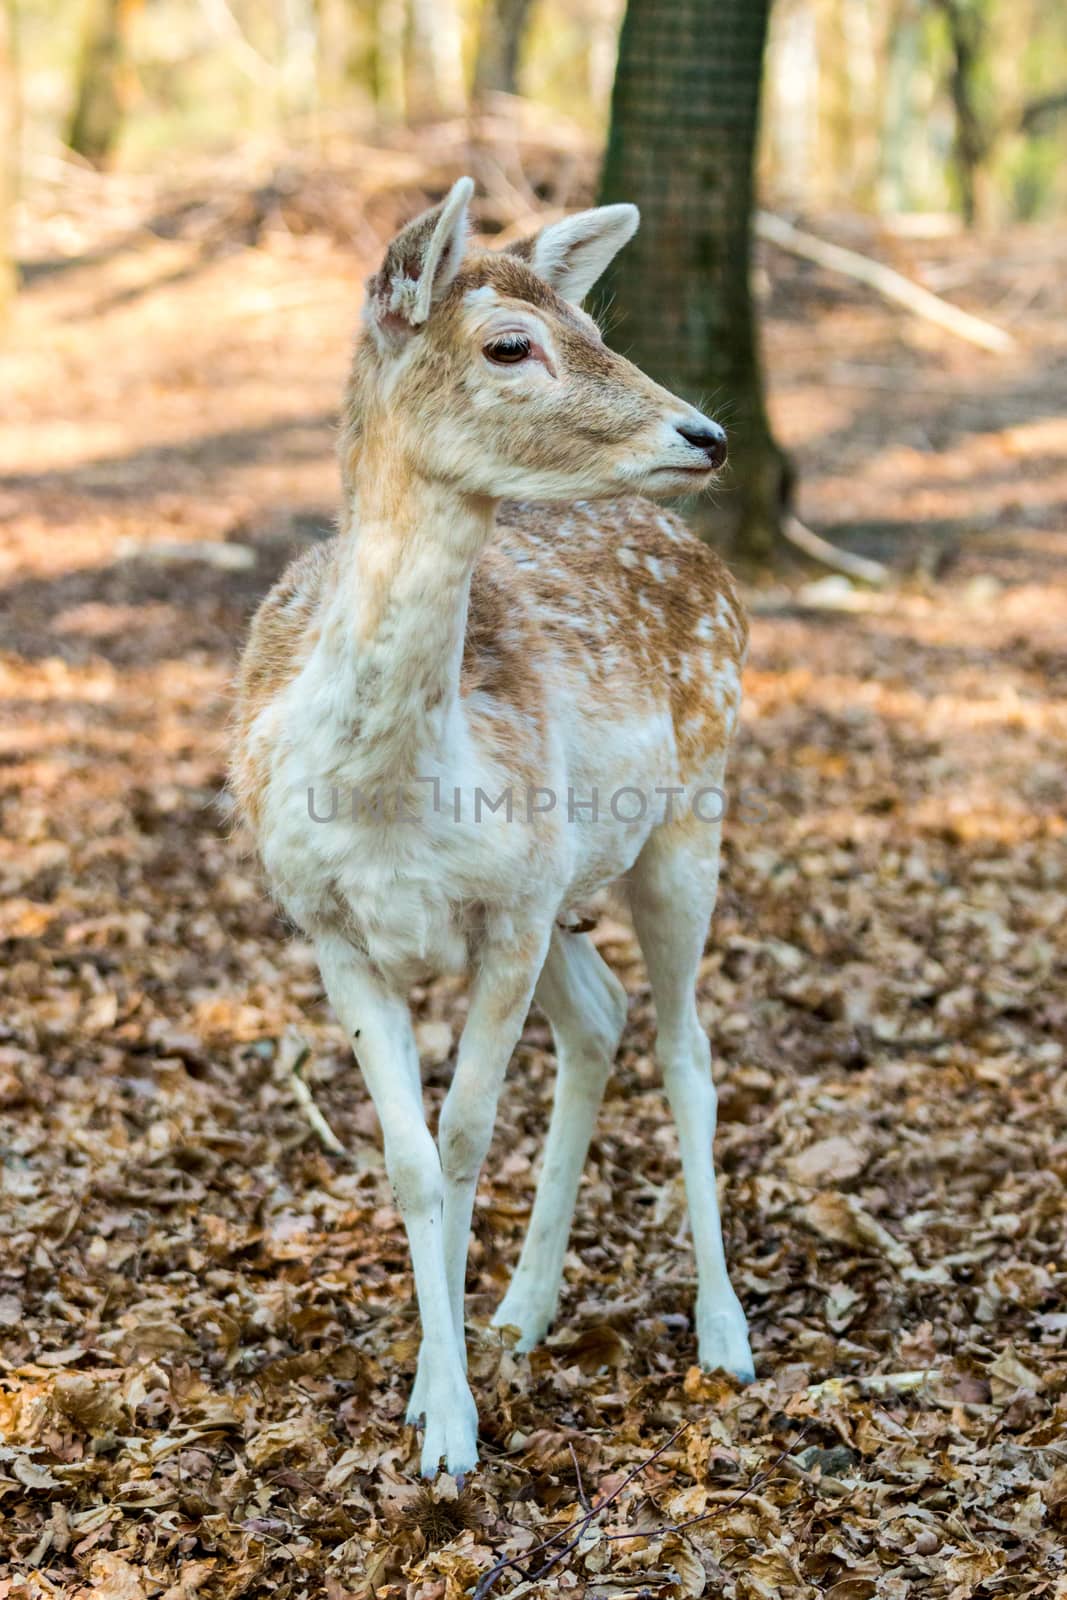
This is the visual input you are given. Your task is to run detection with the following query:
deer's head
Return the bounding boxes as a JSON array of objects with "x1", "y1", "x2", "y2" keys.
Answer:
[{"x1": 342, "y1": 177, "x2": 726, "y2": 502}]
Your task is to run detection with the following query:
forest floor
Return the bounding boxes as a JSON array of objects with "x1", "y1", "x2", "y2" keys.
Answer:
[{"x1": 1, "y1": 135, "x2": 1066, "y2": 1599}]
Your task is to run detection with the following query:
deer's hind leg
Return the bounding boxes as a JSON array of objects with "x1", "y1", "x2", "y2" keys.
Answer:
[
  {"x1": 627, "y1": 813, "x2": 754, "y2": 1381},
  {"x1": 492, "y1": 927, "x2": 627, "y2": 1350}
]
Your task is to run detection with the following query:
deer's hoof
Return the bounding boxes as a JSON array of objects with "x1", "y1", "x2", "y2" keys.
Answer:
[
  {"x1": 697, "y1": 1294, "x2": 755, "y2": 1384},
  {"x1": 491, "y1": 1288, "x2": 554, "y2": 1352},
  {"x1": 416, "y1": 1386, "x2": 480, "y2": 1479}
]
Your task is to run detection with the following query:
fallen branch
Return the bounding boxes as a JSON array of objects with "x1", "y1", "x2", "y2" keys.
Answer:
[
  {"x1": 755, "y1": 211, "x2": 1015, "y2": 355},
  {"x1": 277, "y1": 1034, "x2": 350, "y2": 1160},
  {"x1": 476, "y1": 1419, "x2": 812, "y2": 1597},
  {"x1": 783, "y1": 516, "x2": 889, "y2": 586},
  {"x1": 801, "y1": 1368, "x2": 939, "y2": 1403},
  {"x1": 568, "y1": 1440, "x2": 592, "y2": 1513},
  {"x1": 473, "y1": 1421, "x2": 691, "y2": 1600},
  {"x1": 603, "y1": 1421, "x2": 813, "y2": 1544}
]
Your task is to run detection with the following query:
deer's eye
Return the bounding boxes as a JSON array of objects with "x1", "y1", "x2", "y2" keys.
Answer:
[{"x1": 484, "y1": 333, "x2": 531, "y2": 365}]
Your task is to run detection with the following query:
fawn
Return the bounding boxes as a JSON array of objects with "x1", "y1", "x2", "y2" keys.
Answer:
[{"x1": 231, "y1": 178, "x2": 754, "y2": 1476}]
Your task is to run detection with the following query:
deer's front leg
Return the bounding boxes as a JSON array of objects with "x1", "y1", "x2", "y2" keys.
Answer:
[
  {"x1": 436, "y1": 926, "x2": 551, "y2": 1356},
  {"x1": 316, "y1": 936, "x2": 477, "y2": 1477}
]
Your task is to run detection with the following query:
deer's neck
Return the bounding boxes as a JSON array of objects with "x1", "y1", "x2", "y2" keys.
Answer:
[{"x1": 321, "y1": 440, "x2": 495, "y2": 783}]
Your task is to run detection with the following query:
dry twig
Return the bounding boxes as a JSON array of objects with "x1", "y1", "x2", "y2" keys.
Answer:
[
  {"x1": 474, "y1": 1422, "x2": 692, "y2": 1599},
  {"x1": 783, "y1": 517, "x2": 890, "y2": 586},
  {"x1": 756, "y1": 210, "x2": 1016, "y2": 353},
  {"x1": 276, "y1": 1033, "x2": 350, "y2": 1160}
]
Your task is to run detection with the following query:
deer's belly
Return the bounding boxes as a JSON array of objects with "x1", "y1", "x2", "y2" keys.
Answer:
[
  {"x1": 253, "y1": 701, "x2": 683, "y2": 984},
  {"x1": 259, "y1": 775, "x2": 558, "y2": 985}
]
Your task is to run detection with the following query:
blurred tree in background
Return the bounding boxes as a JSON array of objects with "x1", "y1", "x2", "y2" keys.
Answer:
[
  {"x1": 763, "y1": 0, "x2": 1067, "y2": 222},
  {"x1": 920, "y1": 0, "x2": 1067, "y2": 225},
  {"x1": 930, "y1": 0, "x2": 992, "y2": 226},
  {"x1": 598, "y1": 0, "x2": 786, "y2": 563},
  {"x1": 4, "y1": 0, "x2": 1066, "y2": 552},
  {"x1": 474, "y1": 0, "x2": 535, "y2": 97},
  {"x1": 9, "y1": 0, "x2": 1063, "y2": 210},
  {"x1": 0, "y1": 0, "x2": 15, "y2": 328},
  {"x1": 68, "y1": 0, "x2": 140, "y2": 165}
]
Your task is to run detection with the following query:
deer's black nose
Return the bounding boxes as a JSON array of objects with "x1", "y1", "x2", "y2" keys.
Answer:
[{"x1": 676, "y1": 419, "x2": 727, "y2": 469}]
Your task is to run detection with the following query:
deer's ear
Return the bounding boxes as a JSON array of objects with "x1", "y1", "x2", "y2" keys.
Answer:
[
  {"x1": 365, "y1": 177, "x2": 473, "y2": 348},
  {"x1": 509, "y1": 205, "x2": 639, "y2": 304}
]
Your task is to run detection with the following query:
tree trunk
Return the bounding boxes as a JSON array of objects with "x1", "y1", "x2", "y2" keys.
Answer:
[
  {"x1": 880, "y1": 1, "x2": 919, "y2": 210},
  {"x1": 598, "y1": 0, "x2": 789, "y2": 564},
  {"x1": 314, "y1": 0, "x2": 349, "y2": 110},
  {"x1": 933, "y1": 0, "x2": 990, "y2": 227},
  {"x1": 473, "y1": 0, "x2": 535, "y2": 98},
  {"x1": 410, "y1": 0, "x2": 465, "y2": 114},
  {"x1": 372, "y1": 0, "x2": 407, "y2": 122},
  {"x1": 0, "y1": 0, "x2": 17, "y2": 331},
  {"x1": 68, "y1": 0, "x2": 137, "y2": 166}
]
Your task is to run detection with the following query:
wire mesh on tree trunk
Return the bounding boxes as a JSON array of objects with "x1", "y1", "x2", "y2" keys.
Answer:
[{"x1": 598, "y1": 0, "x2": 789, "y2": 563}]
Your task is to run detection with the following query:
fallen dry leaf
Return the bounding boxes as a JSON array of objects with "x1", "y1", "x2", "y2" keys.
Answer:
[
  {"x1": 88, "y1": 1554, "x2": 148, "y2": 1600},
  {"x1": 786, "y1": 1134, "x2": 869, "y2": 1186}
]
